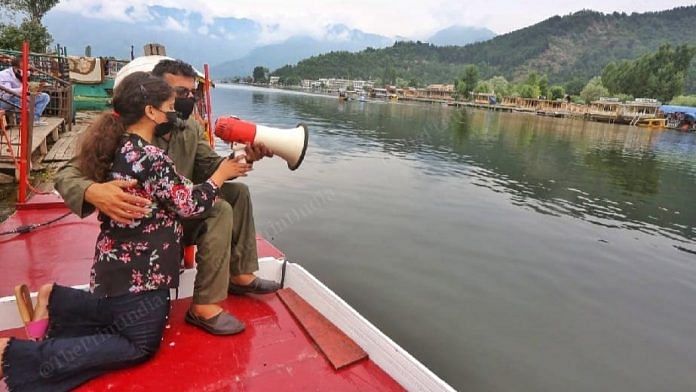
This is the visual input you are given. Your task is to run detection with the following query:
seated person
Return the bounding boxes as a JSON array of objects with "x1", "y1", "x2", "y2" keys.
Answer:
[
  {"x1": 0, "y1": 71, "x2": 250, "y2": 391},
  {"x1": 0, "y1": 57, "x2": 50, "y2": 126}
]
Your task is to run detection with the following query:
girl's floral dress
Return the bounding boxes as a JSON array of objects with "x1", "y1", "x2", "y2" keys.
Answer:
[{"x1": 90, "y1": 133, "x2": 218, "y2": 297}]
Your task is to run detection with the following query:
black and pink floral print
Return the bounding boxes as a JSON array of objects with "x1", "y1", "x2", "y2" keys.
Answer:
[{"x1": 90, "y1": 133, "x2": 218, "y2": 297}]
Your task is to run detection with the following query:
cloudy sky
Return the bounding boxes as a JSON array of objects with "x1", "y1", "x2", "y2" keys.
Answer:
[{"x1": 53, "y1": 0, "x2": 694, "y2": 42}]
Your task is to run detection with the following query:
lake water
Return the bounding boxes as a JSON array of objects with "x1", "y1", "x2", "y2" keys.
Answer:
[{"x1": 217, "y1": 84, "x2": 696, "y2": 391}]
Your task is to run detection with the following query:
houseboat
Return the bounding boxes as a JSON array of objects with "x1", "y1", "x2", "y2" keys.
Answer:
[
  {"x1": 621, "y1": 98, "x2": 661, "y2": 125},
  {"x1": 588, "y1": 98, "x2": 622, "y2": 123}
]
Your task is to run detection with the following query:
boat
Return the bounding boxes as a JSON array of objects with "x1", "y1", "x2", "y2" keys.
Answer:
[
  {"x1": 0, "y1": 47, "x2": 455, "y2": 391},
  {"x1": 635, "y1": 117, "x2": 666, "y2": 128},
  {"x1": 0, "y1": 194, "x2": 454, "y2": 391},
  {"x1": 69, "y1": 55, "x2": 127, "y2": 111},
  {"x1": 660, "y1": 105, "x2": 696, "y2": 132}
]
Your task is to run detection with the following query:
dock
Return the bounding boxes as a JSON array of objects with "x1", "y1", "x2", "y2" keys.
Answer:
[
  {"x1": 0, "y1": 111, "x2": 95, "y2": 181},
  {"x1": 0, "y1": 114, "x2": 65, "y2": 178}
]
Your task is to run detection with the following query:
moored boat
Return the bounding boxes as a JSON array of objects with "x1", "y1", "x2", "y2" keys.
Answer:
[
  {"x1": 635, "y1": 117, "x2": 666, "y2": 128},
  {"x1": 660, "y1": 104, "x2": 696, "y2": 132}
]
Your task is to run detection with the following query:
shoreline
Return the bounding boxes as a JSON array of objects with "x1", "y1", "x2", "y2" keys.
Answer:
[{"x1": 219, "y1": 82, "x2": 679, "y2": 128}]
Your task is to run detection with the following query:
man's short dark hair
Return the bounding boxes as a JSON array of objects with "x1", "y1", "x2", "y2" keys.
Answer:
[
  {"x1": 10, "y1": 57, "x2": 21, "y2": 67},
  {"x1": 152, "y1": 59, "x2": 196, "y2": 78}
]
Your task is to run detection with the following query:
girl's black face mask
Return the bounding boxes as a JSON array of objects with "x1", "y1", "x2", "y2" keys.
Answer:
[
  {"x1": 174, "y1": 97, "x2": 195, "y2": 120},
  {"x1": 154, "y1": 110, "x2": 179, "y2": 137}
]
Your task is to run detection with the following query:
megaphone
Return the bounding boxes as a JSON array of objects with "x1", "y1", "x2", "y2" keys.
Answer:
[{"x1": 215, "y1": 116, "x2": 309, "y2": 171}]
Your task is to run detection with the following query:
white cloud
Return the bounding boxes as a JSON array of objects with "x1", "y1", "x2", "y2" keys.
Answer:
[
  {"x1": 161, "y1": 16, "x2": 188, "y2": 32},
  {"x1": 53, "y1": 0, "x2": 695, "y2": 38}
]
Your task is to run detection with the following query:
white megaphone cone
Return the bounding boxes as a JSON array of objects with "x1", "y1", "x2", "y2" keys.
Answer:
[{"x1": 215, "y1": 116, "x2": 309, "y2": 170}]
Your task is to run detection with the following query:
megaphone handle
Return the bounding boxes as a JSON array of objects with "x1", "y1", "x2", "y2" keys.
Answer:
[{"x1": 231, "y1": 142, "x2": 248, "y2": 163}]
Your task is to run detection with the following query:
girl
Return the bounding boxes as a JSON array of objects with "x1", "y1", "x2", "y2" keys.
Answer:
[{"x1": 0, "y1": 71, "x2": 250, "y2": 391}]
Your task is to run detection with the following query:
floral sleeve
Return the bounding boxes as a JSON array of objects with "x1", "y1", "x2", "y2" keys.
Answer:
[{"x1": 137, "y1": 144, "x2": 218, "y2": 218}]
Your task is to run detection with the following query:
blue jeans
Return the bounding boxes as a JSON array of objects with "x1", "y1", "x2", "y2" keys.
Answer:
[
  {"x1": 0, "y1": 92, "x2": 50, "y2": 120},
  {"x1": 2, "y1": 285, "x2": 170, "y2": 392}
]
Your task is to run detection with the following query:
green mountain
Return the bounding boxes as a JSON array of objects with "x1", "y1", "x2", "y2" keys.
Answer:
[{"x1": 273, "y1": 6, "x2": 696, "y2": 89}]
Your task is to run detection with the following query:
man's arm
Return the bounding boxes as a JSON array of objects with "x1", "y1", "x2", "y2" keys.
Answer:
[
  {"x1": 54, "y1": 158, "x2": 97, "y2": 217},
  {"x1": 0, "y1": 72, "x2": 22, "y2": 95},
  {"x1": 55, "y1": 158, "x2": 151, "y2": 223},
  {"x1": 190, "y1": 119, "x2": 225, "y2": 182}
]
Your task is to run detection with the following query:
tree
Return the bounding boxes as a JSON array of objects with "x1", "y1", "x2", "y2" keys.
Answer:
[
  {"x1": 474, "y1": 80, "x2": 492, "y2": 93},
  {"x1": 252, "y1": 66, "x2": 269, "y2": 83},
  {"x1": 580, "y1": 77, "x2": 609, "y2": 103},
  {"x1": 564, "y1": 77, "x2": 587, "y2": 96},
  {"x1": 517, "y1": 84, "x2": 540, "y2": 99},
  {"x1": 0, "y1": 20, "x2": 50, "y2": 51},
  {"x1": 538, "y1": 75, "x2": 549, "y2": 98},
  {"x1": 456, "y1": 64, "x2": 479, "y2": 100},
  {"x1": 0, "y1": 0, "x2": 60, "y2": 22},
  {"x1": 488, "y1": 76, "x2": 510, "y2": 98},
  {"x1": 395, "y1": 77, "x2": 409, "y2": 89},
  {"x1": 670, "y1": 95, "x2": 696, "y2": 106},
  {"x1": 601, "y1": 44, "x2": 696, "y2": 102},
  {"x1": 549, "y1": 85, "x2": 565, "y2": 100},
  {"x1": 382, "y1": 64, "x2": 397, "y2": 86},
  {"x1": 0, "y1": 0, "x2": 58, "y2": 52},
  {"x1": 281, "y1": 75, "x2": 301, "y2": 86}
]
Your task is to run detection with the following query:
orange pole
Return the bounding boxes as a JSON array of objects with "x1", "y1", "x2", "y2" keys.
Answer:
[
  {"x1": 203, "y1": 64, "x2": 214, "y2": 147},
  {"x1": 18, "y1": 41, "x2": 30, "y2": 203}
]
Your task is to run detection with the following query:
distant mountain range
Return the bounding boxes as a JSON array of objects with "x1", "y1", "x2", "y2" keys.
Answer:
[
  {"x1": 42, "y1": 6, "x2": 497, "y2": 78},
  {"x1": 210, "y1": 25, "x2": 394, "y2": 78},
  {"x1": 426, "y1": 26, "x2": 496, "y2": 46},
  {"x1": 211, "y1": 25, "x2": 498, "y2": 78},
  {"x1": 273, "y1": 6, "x2": 696, "y2": 90}
]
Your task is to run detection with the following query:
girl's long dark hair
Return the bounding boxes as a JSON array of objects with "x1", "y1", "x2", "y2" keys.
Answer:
[{"x1": 77, "y1": 71, "x2": 173, "y2": 182}]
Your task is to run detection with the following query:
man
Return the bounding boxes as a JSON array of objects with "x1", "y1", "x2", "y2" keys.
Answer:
[
  {"x1": 55, "y1": 59, "x2": 278, "y2": 335},
  {"x1": 0, "y1": 57, "x2": 51, "y2": 126}
]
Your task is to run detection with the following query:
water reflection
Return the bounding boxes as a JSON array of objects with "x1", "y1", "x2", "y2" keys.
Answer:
[{"x1": 268, "y1": 92, "x2": 696, "y2": 248}]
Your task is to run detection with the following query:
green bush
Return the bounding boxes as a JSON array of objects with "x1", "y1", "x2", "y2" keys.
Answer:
[{"x1": 670, "y1": 95, "x2": 696, "y2": 107}]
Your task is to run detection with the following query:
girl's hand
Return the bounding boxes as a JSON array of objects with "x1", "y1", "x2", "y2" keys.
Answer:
[{"x1": 210, "y1": 155, "x2": 252, "y2": 186}]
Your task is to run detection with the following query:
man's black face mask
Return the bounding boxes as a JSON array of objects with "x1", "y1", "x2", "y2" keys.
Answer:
[
  {"x1": 174, "y1": 97, "x2": 195, "y2": 120},
  {"x1": 155, "y1": 110, "x2": 179, "y2": 137}
]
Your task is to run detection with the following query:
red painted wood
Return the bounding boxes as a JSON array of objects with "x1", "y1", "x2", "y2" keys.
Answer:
[
  {"x1": 278, "y1": 288, "x2": 369, "y2": 370},
  {"x1": 1, "y1": 295, "x2": 404, "y2": 391},
  {"x1": 0, "y1": 195, "x2": 284, "y2": 297}
]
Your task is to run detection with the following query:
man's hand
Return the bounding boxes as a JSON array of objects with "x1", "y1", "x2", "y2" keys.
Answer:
[
  {"x1": 84, "y1": 180, "x2": 152, "y2": 224},
  {"x1": 244, "y1": 142, "x2": 274, "y2": 163}
]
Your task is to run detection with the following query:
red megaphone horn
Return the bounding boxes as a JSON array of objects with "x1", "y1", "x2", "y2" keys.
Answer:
[{"x1": 215, "y1": 116, "x2": 309, "y2": 171}]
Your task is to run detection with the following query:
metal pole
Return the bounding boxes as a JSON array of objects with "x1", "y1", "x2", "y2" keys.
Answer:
[
  {"x1": 18, "y1": 41, "x2": 30, "y2": 203},
  {"x1": 203, "y1": 64, "x2": 214, "y2": 148}
]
